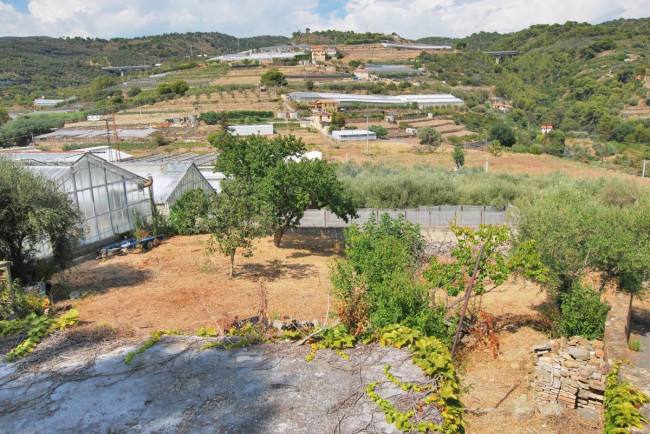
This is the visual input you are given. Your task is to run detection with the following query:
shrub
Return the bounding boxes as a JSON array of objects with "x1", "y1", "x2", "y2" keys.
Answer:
[
  {"x1": 369, "y1": 125, "x2": 388, "y2": 138},
  {"x1": 127, "y1": 87, "x2": 142, "y2": 97},
  {"x1": 489, "y1": 124, "x2": 516, "y2": 147},
  {"x1": 331, "y1": 214, "x2": 453, "y2": 343},
  {"x1": 152, "y1": 133, "x2": 169, "y2": 147},
  {"x1": 169, "y1": 189, "x2": 213, "y2": 235},
  {"x1": 557, "y1": 284, "x2": 609, "y2": 340},
  {"x1": 417, "y1": 126, "x2": 442, "y2": 146}
]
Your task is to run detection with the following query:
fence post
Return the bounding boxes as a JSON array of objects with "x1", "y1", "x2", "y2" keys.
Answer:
[{"x1": 323, "y1": 209, "x2": 327, "y2": 228}]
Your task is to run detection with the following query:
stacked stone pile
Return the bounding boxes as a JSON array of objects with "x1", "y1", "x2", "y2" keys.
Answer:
[{"x1": 530, "y1": 336, "x2": 607, "y2": 409}]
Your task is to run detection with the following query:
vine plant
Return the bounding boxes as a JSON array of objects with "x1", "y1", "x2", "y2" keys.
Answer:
[
  {"x1": 2, "y1": 309, "x2": 79, "y2": 361},
  {"x1": 604, "y1": 361, "x2": 649, "y2": 433}
]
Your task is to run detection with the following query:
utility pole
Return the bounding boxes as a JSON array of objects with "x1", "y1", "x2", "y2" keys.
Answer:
[
  {"x1": 111, "y1": 105, "x2": 121, "y2": 161},
  {"x1": 366, "y1": 113, "x2": 370, "y2": 157},
  {"x1": 105, "y1": 118, "x2": 112, "y2": 146}
]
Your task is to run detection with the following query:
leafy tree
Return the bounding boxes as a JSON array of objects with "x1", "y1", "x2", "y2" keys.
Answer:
[
  {"x1": 260, "y1": 158, "x2": 357, "y2": 246},
  {"x1": 210, "y1": 134, "x2": 356, "y2": 247},
  {"x1": 157, "y1": 80, "x2": 189, "y2": 96},
  {"x1": 452, "y1": 146, "x2": 465, "y2": 169},
  {"x1": 305, "y1": 80, "x2": 314, "y2": 91},
  {"x1": 90, "y1": 75, "x2": 117, "y2": 91},
  {"x1": 126, "y1": 87, "x2": 142, "y2": 97},
  {"x1": 169, "y1": 189, "x2": 213, "y2": 235},
  {"x1": 489, "y1": 124, "x2": 516, "y2": 147},
  {"x1": 0, "y1": 159, "x2": 80, "y2": 281},
  {"x1": 487, "y1": 139, "x2": 502, "y2": 156},
  {"x1": 170, "y1": 80, "x2": 189, "y2": 96},
  {"x1": 329, "y1": 112, "x2": 346, "y2": 133},
  {"x1": 369, "y1": 125, "x2": 387, "y2": 138},
  {"x1": 0, "y1": 107, "x2": 10, "y2": 126},
  {"x1": 157, "y1": 84, "x2": 173, "y2": 95},
  {"x1": 200, "y1": 111, "x2": 220, "y2": 125},
  {"x1": 260, "y1": 69, "x2": 287, "y2": 87},
  {"x1": 207, "y1": 184, "x2": 266, "y2": 278},
  {"x1": 211, "y1": 134, "x2": 305, "y2": 184},
  {"x1": 417, "y1": 126, "x2": 442, "y2": 146},
  {"x1": 514, "y1": 184, "x2": 650, "y2": 295}
]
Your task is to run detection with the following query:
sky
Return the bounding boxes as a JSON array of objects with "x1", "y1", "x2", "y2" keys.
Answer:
[{"x1": 0, "y1": 0, "x2": 647, "y2": 39}]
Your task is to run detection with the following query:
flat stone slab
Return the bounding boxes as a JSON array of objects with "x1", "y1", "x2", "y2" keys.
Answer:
[{"x1": 0, "y1": 336, "x2": 442, "y2": 433}]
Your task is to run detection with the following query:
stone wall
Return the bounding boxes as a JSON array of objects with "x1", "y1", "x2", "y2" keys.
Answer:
[
  {"x1": 603, "y1": 291, "x2": 633, "y2": 368},
  {"x1": 530, "y1": 336, "x2": 607, "y2": 409}
]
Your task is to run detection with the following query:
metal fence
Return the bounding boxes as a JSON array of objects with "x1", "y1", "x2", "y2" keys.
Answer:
[{"x1": 299, "y1": 206, "x2": 507, "y2": 228}]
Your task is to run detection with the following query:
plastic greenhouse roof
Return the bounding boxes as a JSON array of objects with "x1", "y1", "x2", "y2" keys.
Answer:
[
  {"x1": 116, "y1": 161, "x2": 198, "y2": 203},
  {"x1": 288, "y1": 92, "x2": 464, "y2": 105},
  {"x1": 24, "y1": 165, "x2": 71, "y2": 181},
  {"x1": 3, "y1": 152, "x2": 85, "y2": 164}
]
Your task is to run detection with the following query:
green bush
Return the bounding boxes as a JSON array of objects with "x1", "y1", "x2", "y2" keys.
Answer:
[
  {"x1": 331, "y1": 214, "x2": 453, "y2": 343},
  {"x1": 557, "y1": 284, "x2": 609, "y2": 340},
  {"x1": 169, "y1": 189, "x2": 213, "y2": 235}
]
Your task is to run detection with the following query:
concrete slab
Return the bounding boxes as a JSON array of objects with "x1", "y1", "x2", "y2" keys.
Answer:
[{"x1": 0, "y1": 337, "x2": 442, "y2": 433}]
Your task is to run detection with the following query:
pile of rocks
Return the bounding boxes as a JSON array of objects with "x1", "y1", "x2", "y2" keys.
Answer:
[
  {"x1": 530, "y1": 336, "x2": 606, "y2": 409},
  {"x1": 271, "y1": 316, "x2": 317, "y2": 332}
]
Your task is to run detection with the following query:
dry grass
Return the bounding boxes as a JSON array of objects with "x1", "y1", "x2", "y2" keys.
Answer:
[
  {"x1": 54, "y1": 233, "x2": 341, "y2": 336},
  {"x1": 458, "y1": 279, "x2": 603, "y2": 433}
]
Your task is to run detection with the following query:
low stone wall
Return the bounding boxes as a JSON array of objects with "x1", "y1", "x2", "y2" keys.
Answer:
[
  {"x1": 529, "y1": 337, "x2": 606, "y2": 409},
  {"x1": 603, "y1": 291, "x2": 634, "y2": 368}
]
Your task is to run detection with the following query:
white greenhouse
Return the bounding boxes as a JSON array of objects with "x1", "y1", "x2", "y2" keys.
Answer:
[
  {"x1": 8, "y1": 152, "x2": 154, "y2": 247},
  {"x1": 116, "y1": 160, "x2": 214, "y2": 214}
]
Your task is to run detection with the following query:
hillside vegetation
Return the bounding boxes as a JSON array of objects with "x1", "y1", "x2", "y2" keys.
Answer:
[{"x1": 0, "y1": 32, "x2": 288, "y2": 104}]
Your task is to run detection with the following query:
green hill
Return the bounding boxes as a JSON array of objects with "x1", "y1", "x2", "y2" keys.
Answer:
[{"x1": 0, "y1": 32, "x2": 289, "y2": 104}]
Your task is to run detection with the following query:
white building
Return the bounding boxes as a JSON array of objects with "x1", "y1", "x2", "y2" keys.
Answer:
[
  {"x1": 228, "y1": 124, "x2": 274, "y2": 136},
  {"x1": 331, "y1": 130, "x2": 377, "y2": 142}
]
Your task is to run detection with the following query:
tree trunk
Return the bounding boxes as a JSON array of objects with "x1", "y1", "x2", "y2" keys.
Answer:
[
  {"x1": 230, "y1": 252, "x2": 235, "y2": 278},
  {"x1": 273, "y1": 225, "x2": 289, "y2": 247}
]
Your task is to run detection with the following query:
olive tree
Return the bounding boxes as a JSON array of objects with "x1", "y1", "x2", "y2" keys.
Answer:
[
  {"x1": 210, "y1": 134, "x2": 357, "y2": 247},
  {"x1": 0, "y1": 159, "x2": 80, "y2": 281},
  {"x1": 417, "y1": 126, "x2": 442, "y2": 146}
]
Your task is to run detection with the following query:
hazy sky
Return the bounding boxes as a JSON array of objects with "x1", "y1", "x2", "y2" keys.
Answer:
[{"x1": 0, "y1": 0, "x2": 647, "y2": 39}]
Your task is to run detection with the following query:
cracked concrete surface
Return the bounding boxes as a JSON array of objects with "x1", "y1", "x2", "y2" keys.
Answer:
[{"x1": 0, "y1": 337, "x2": 441, "y2": 433}]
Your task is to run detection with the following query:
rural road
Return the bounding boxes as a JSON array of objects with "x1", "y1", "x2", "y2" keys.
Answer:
[{"x1": 0, "y1": 336, "x2": 441, "y2": 433}]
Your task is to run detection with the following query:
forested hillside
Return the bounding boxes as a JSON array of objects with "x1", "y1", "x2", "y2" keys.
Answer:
[{"x1": 0, "y1": 32, "x2": 288, "y2": 103}]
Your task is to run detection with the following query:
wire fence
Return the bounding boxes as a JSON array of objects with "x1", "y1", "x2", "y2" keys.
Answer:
[{"x1": 299, "y1": 206, "x2": 507, "y2": 228}]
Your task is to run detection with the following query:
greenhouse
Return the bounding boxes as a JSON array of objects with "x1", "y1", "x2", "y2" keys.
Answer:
[
  {"x1": 116, "y1": 160, "x2": 214, "y2": 214},
  {"x1": 10, "y1": 152, "x2": 154, "y2": 247}
]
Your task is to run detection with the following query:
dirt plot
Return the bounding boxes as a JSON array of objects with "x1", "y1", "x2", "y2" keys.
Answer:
[
  {"x1": 57, "y1": 234, "x2": 340, "y2": 335},
  {"x1": 450, "y1": 279, "x2": 602, "y2": 432}
]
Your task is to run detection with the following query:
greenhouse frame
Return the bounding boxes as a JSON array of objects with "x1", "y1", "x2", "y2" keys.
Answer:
[
  {"x1": 116, "y1": 160, "x2": 214, "y2": 214},
  {"x1": 12, "y1": 152, "x2": 154, "y2": 247}
]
